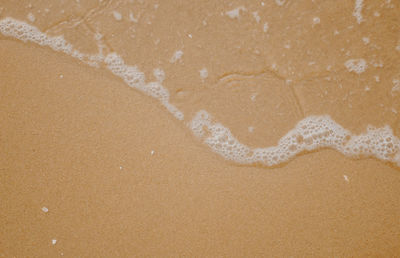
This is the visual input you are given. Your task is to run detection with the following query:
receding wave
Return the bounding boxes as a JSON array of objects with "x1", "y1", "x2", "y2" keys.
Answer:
[
  {"x1": 189, "y1": 110, "x2": 400, "y2": 167},
  {"x1": 1, "y1": 17, "x2": 399, "y2": 168},
  {"x1": 0, "y1": 17, "x2": 183, "y2": 120}
]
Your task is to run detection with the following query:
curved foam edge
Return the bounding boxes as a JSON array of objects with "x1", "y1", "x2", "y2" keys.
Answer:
[
  {"x1": 104, "y1": 53, "x2": 184, "y2": 120},
  {"x1": 0, "y1": 17, "x2": 183, "y2": 120},
  {"x1": 189, "y1": 110, "x2": 400, "y2": 167},
  {"x1": 1, "y1": 17, "x2": 399, "y2": 168},
  {"x1": 0, "y1": 17, "x2": 103, "y2": 67}
]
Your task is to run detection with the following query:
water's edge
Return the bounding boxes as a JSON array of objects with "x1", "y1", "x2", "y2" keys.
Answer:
[{"x1": 1, "y1": 17, "x2": 399, "y2": 167}]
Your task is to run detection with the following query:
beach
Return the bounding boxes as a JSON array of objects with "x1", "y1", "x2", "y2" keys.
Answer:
[{"x1": 1, "y1": 0, "x2": 400, "y2": 256}]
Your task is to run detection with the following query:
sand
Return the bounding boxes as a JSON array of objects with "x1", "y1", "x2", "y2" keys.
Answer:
[{"x1": 1, "y1": 0, "x2": 400, "y2": 257}]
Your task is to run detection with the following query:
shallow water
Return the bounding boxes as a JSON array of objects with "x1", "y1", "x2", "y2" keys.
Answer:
[
  {"x1": 1, "y1": 0, "x2": 399, "y2": 168},
  {"x1": 2, "y1": 2, "x2": 400, "y2": 257}
]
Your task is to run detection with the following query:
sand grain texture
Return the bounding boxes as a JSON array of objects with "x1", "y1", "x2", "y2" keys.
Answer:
[{"x1": 1, "y1": 0, "x2": 400, "y2": 257}]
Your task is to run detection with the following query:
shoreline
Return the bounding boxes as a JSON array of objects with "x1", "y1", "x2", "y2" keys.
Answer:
[
  {"x1": 1, "y1": 0, "x2": 400, "y2": 256},
  {"x1": 1, "y1": 19, "x2": 399, "y2": 168},
  {"x1": 1, "y1": 35, "x2": 400, "y2": 257}
]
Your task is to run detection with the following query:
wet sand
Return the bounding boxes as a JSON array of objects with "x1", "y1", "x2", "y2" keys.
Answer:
[{"x1": 1, "y1": 0, "x2": 400, "y2": 257}]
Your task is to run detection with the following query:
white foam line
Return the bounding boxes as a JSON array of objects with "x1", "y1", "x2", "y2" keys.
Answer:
[
  {"x1": 104, "y1": 53, "x2": 184, "y2": 120},
  {"x1": 0, "y1": 17, "x2": 183, "y2": 120},
  {"x1": 353, "y1": 0, "x2": 364, "y2": 24},
  {"x1": 0, "y1": 17, "x2": 103, "y2": 67},
  {"x1": 344, "y1": 58, "x2": 367, "y2": 74},
  {"x1": 2, "y1": 17, "x2": 399, "y2": 168},
  {"x1": 189, "y1": 110, "x2": 400, "y2": 167}
]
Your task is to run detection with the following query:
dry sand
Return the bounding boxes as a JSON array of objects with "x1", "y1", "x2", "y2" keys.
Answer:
[{"x1": 1, "y1": 0, "x2": 400, "y2": 257}]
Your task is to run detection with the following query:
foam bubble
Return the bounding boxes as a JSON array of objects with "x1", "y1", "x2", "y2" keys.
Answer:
[
  {"x1": 189, "y1": 110, "x2": 400, "y2": 167},
  {"x1": 353, "y1": 0, "x2": 364, "y2": 24},
  {"x1": 0, "y1": 18, "x2": 183, "y2": 120},
  {"x1": 0, "y1": 17, "x2": 103, "y2": 67},
  {"x1": 199, "y1": 68, "x2": 208, "y2": 80},
  {"x1": 105, "y1": 53, "x2": 184, "y2": 120},
  {"x1": 344, "y1": 59, "x2": 367, "y2": 74},
  {"x1": 0, "y1": 17, "x2": 71, "y2": 52},
  {"x1": 27, "y1": 13, "x2": 36, "y2": 22},
  {"x1": 225, "y1": 6, "x2": 246, "y2": 19},
  {"x1": 312, "y1": 17, "x2": 320, "y2": 25},
  {"x1": 153, "y1": 68, "x2": 165, "y2": 82},
  {"x1": 170, "y1": 50, "x2": 183, "y2": 63}
]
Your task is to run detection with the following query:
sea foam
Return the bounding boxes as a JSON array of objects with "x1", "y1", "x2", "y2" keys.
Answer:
[
  {"x1": 189, "y1": 111, "x2": 400, "y2": 167},
  {"x1": 0, "y1": 17, "x2": 103, "y2": 67},
  {"x1": 0, "y1": 17, "x2": 183, "y2": 120},
  {"x1": 353, "y1": 0, "x2": 364, "y2": 24},
  {"x1": 344, "y1": 59, "x2": 367, "y2": 74},
  {"x1": 104, "y1": 53, "x2": 184, "y2": 120},
  {"x1": 1, "y1": 17, "x2": 399, "y2": 168}
]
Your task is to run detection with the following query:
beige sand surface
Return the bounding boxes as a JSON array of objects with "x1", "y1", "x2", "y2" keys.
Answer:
[{"x1": 1, "y1": 0, "x2": 400, "y2": 257}]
